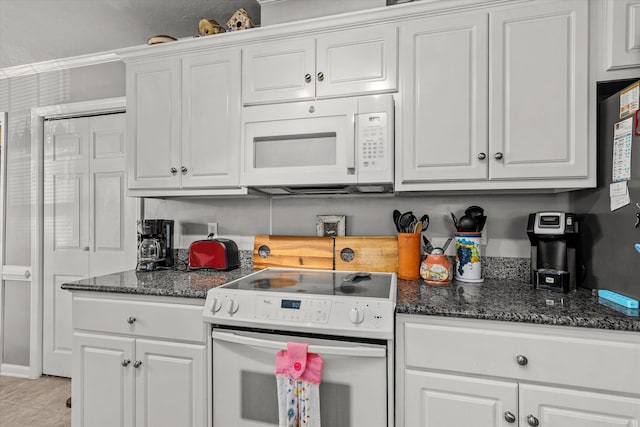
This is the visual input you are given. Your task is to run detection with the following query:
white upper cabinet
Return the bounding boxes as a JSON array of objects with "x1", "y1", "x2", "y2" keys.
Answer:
[
  {"x1": 125, "y1": 48, "x2": 244, "y2": 196},
  {"x1": 397, "y1": 0, "x2": 590, "y2": 191},
  {"x1": 604, "y1": 0, "x2": 640, "y2": 71},
  {"x1": 399, "y1": 13, "x2": 489, "y2": 183},
  {"x1": 489, "y1": 0, "x2": 589, "y2": 181},
  {"x1": 242, "y1": 25, "x2": 398, "y2": 105}
]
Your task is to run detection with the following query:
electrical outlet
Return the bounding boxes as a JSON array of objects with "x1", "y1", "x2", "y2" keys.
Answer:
[{"x1": 207, "y1": 222, "x2": 218, "y2": 237}]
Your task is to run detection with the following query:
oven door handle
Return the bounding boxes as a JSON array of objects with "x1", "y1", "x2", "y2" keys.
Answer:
[{"x1": 212, "y1": 330, "x2": 386, "y2": 358}]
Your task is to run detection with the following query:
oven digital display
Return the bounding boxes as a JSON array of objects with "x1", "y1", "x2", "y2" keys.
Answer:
[{"x1": 281, "y1": 299, "x2": 301, "y2": 309}]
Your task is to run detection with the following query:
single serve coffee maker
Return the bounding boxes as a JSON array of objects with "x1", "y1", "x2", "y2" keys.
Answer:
[
  {"x1": 137, "y1": 219, "x2": 175, "y2": 271},
  {"x1": 527, "y1": 212, "x2": 583, "y2": 293}
]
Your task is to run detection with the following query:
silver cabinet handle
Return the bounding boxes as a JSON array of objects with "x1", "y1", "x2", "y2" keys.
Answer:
[
  {"x1": 181, "y1": 166, "x2": 188, "y2": 174},
  {"x1": 121, "y1": 359, "x2": 131, "y2": 367},
  {"x1": 170, "y1": 167, "x2": 178, "y2": 175},
  {"x1": 477, "y1": 152, "x2": 487, "y2": 160},
  {"x1": 24, "y1": 270, "x2": 31, "y2": 279},
  {"x1": 317, "y1": 71, "x2": 324, "y2": 82},
  {"x1": 133, "y1": 360, "x2": 142, "y2": 368},
  {"x1": 127, "y1": 316, "x2": 136, "y2": 324},
  {"x1": 516, "y1": 354, "x2": 528, "y2": 366},
  {"x1": 83, "y1": 246, "x2": 90, "y2": 251},
  {"x1": 504, "y1": 411, "x2": 516, "y2": 423},
  {"x1": 304, "y1": 73, "x2": 312, "y2": 83},
  {"x1": 494, "y1": 152, "x2": 504, "y2": 160},
  {"x1": 308, "y1": 106, "x2": 315, "y2": 113},
  {"x1": 527, "y1": 415, "x2": 539, "y2": 426}
]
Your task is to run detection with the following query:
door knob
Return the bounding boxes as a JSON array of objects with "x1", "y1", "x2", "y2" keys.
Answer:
[
  {"x1": 121, "y1": 359, "x2": 131, "y2": 367},
  {"x1": 516, "y1": 354, "x2": 528, "y2": 366},
  {"x1": 133, "y1": 360, "x2": 142, "y2": 368},
  {"x1": 317, "y1": 72, "x2": 324, "y2": 82},
  {"x1": 181, "y1": 166, "x2": 188, "y2": 174},
  {"x1": 83, "y1": 247, "x2": 90, "y2": 251},
  {"x1": 477, "y1": 152, "x2": 487, "y2": 160},
  {"x1": 170, "y1": 167, "x2": 178, "y2": 175},
  {"x1": 494, "y1": 152, "x2": 504, "y2": 160},
  {"x1": 504, "y1": 411, "x2": 516, "y2": 423},
  {"x1": 127, "y1": 316, "x2": 136, "y2": 324},
  {"x1": 527, "y1": 415, "x2": 539, "y2": 426},
  {"x1": 304, "y1": 73, "x2": 312, "y2": 83}
]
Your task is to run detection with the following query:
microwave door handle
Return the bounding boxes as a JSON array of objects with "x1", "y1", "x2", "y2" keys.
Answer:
[
  {"x1": 212, "y1": 330, "x2": 385, "y2": 358},
  {"x1": 347, "y1": 114, "x2": 356, "y2": 172}
]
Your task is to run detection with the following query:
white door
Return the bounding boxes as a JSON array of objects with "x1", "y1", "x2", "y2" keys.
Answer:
[
  {"x1": 520, "y1": 383, "x2": 640, "y2": 427},
  {"x1": 126, "y1": 58, "x2": 182, "y2": 189},
  {"x1": 72, "y1": 332, "x2": 135, "y2": 427},
  {"x1": 605, "y1": 0, "x2": 640, "y2": 70},
  {"x1": 44, "y1": 117, "x2": 90, "y2": 377},
  {"x1": 316, "y1": 24, "x2": 398, "y2": 98},
  {"x1": 488, "y1": 0, "x2": 588, "y2": 180},
  {"x1": 405, "y1": 370, "x2": 518, "y2": 427},
  {"x1": 181, "y1": 49, "x2": 241, "y2": 189},
  {"x1": 242, "y1": 38, "x2": 316, "y2": 104},
  {"x1": 135, "y1": 339, "x2": 206, "y2": 427},
  {"x1": 44, "y1": 113, "x2": 135, "y2": 377},
  {"x1": 399, "y1": 12, "x2": 489, "y2": 184}
]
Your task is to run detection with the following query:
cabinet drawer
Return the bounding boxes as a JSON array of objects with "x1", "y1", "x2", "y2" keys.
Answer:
[
  {"x1": 73, "y1": 295, "x2": 205, "y2": 343},
  {"x1": 404, "y1": 321, "x2": 640, "y2": 395}
]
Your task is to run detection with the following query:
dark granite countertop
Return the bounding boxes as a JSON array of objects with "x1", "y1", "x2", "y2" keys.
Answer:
[
  {"x1": 60, "y1": 266, "x2": 256, "y2": 299},
  {"x1": 397, "y1": 278, "x2": 640, "y2": 332},
  {"x1": 62, "y1": 267, "x2": 640, "y2": 333}
]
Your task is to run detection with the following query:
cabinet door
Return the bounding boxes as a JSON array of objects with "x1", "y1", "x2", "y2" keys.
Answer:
[
  {"x1": 405, "y1": 370, "x2": 518, "y2": 427},
  {"x1": 605, "y1": 0, "x2": 640, "y2": 70},
  {"x1": 398, "y1": 13, "x2": 489, "y2": 185},
  {"x1": 135, "y1": 339, "x2": 207, "y2": 427},
  {"x1": 126, "y1": 58, "x2": 181, "y2": 189},
  {"x1": 242, "y1": 38, "x2": 316, "y2": 104},
  {"x1": 181, "y1": 49, "x2": 241, "y2": 188},
  {"x1": 316, "y1": 24, "x2": 398, "y2": 98},
  {"x1": 520, "y1": 384, "x2": 640, "y2": 427},
  {"x1": 489, "y1": 0, "x2": 588, "y2": 180},
  {"x1": 72, "y1": 332, "x2": 135, "y2": 427}
]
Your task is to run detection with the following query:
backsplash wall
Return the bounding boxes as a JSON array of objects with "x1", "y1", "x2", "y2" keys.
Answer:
[{"x1": 144, "y1": 192, "x2": 570, "y2": 258}]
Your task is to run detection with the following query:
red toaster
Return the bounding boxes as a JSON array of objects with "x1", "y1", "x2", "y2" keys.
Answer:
[{"x1": 188, "y1": 238, "x2": 240, "y2": 271}]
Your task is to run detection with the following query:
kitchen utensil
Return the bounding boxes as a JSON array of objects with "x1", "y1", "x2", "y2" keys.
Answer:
[
  {"x1": 422, "y1": 235, "x2": 434, "y2": 255},
  {"x1": 393, "y1": 210, "x2": 401, "y2": 231},
  {"x1": 464, "y1": 206, "x2": 484, "y2": 219},
  {"x1": 476, "y1": 215, "x2": 487, "y2": 232},
  {"x1": 398, "y1": 211, "x2": 414, "y2": 233},
  {"x1": 419, "y1": 214, "x2": 429, "y2": 231},
  {"x1": 450, "y1": 212, "x2": 459, "y2": 231},
  {"x1": 442, "y1": 237, "x2": 453, "y2": 253},
  {"x1": 413, "y1": 221, "x2": 423, "y2": 234},
  {"x1": 457, "y1": 215, "x2": 478, "y2": 232}
]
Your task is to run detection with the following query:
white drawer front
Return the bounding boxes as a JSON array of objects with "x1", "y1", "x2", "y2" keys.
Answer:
[
  {"x1": 73, "y1": 295, "x2": 205, "y2": 343},
  {"x1": 404, "y1": 321, "x2": 640, "y2": 395}
]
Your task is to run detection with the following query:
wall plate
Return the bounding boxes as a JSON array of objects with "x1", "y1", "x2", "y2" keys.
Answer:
[{"x1": 316, "y1": 215, "x2": 346, "y2": 237}]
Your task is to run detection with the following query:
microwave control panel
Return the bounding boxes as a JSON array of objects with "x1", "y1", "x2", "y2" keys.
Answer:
[{"x1": 358, "y1": 112, "x2": 387, "y2": 171}]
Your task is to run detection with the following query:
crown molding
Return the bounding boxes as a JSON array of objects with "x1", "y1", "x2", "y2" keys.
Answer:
[{"x1": 0, "y1": 51, "x2": 120, "y2": 80}]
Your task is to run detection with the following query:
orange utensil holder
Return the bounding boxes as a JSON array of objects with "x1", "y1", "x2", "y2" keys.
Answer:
[{"x1": 397, "y1": 232, "x2": 421, "y2": 280}]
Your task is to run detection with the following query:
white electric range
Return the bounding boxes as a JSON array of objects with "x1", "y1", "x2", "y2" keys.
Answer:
[{"x1": 203, "y1": 267, "x2": 397, "y2": 427}]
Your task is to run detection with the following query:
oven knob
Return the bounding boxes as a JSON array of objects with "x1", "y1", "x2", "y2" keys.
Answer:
[
  {"x1": 348, "y1": 307, "x2": 364, "y2": 324},
  {"x1": 209, "y1": 297, "x2": 222, "y2": 314},
  {"x1": 225, "y1": 298, "x2": 239, "y2": 314}
]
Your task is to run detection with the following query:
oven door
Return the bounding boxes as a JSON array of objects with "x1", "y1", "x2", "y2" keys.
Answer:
[{"x1": 212, "y1": 328, "x2": 388, "y2": 427}]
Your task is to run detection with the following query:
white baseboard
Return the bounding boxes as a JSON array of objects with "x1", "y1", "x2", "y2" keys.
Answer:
[{"x1": 0, "y1": 363, "x2": 36, "y2": 378}]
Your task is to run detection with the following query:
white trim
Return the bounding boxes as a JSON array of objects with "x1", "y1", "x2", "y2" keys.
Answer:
[
  {"x1": 0, "y1": 51, "x2": 119, "y2": 80},
  {"x1": 0, "y1": 363, "x2": 33, "y2": 378},
  {"x1": 30, "y1": 97, "x2": 126, "y2": 379}
]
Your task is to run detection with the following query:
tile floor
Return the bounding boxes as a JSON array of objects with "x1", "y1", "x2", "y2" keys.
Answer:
[{"x1": 0, "y1": 375, "x2": 71, "y2": 427}]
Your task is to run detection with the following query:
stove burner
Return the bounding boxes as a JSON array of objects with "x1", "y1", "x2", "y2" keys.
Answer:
[{"x1": 252, "y1": 278, "x2": 297, "y2": 289}]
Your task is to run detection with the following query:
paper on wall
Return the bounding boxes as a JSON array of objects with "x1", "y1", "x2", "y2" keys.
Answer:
[
  {"x1": 620, "y1": 81, "x2": 639, "y2": 119},
  {"x1": 610, "y1": 181, "x2": 630, "y2": 211},
  {"x1": 612, "y1": 117, "x2": 633, "y2": 182}
]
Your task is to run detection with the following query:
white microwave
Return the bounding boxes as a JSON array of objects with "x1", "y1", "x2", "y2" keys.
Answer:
[{"x1": 240, "y1": 94, "x2": 394, "y2": 195}]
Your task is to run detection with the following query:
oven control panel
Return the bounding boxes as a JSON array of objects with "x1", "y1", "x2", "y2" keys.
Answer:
[{"x1": 255, "y1": 296, "x2": 333, "y2": 323}]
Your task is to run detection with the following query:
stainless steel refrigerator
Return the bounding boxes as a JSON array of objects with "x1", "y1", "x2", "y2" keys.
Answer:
[{"x1": 572, "y1": 79, "x2": 640, "y2": 302}]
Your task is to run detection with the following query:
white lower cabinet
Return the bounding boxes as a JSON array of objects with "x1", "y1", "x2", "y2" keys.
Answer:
[
  {"x1": 397, "y1": 315, "x2": 640, "y2": 427},
  {"x1": 71, "y1": 293, "x2": 207, "y2": 427}
]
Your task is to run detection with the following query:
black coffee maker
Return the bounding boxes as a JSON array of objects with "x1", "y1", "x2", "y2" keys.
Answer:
[
  {"x1": 136, "y1": 219, "x2": 175, "y2": 271},
  {"x1": 526, "y1": 212, "x2": 583, "y2": 292}
]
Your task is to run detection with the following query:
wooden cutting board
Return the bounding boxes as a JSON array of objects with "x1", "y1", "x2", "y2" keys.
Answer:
[
  {"x1": 253, "y1": 235, "x2": 334, "y2": 270},
  {"x1": 335, "y1": 236, "x2": 398, "y2": 272}
]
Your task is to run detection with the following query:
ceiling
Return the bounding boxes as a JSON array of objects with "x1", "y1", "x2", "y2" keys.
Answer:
[{"x1": 0, "y1": 0, "x2": 261, "y2": 69}]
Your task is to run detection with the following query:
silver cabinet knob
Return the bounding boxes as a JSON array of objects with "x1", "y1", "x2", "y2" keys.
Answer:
[
  {"x1": 494, "y1": 152, "x2": 504, "y2": 160},
  {"x1": 180, "y1": 166, "x2": 188, "y2": 174},
  {"x1": 308, "y1": 106, "x2": 315, "y2": 113},
  {"x1": 133, "y1": 360, "x2": 142, "y2": 368},
  {"x1": 527, "y1": 415, "x2": 539, "y2": 426},
  {"x1": 82, "y1": 246, "x2": 90, "y2": 251},
  {"x1": 170, "y1": 167, "x2": 178, "y2": 175},
  {"x1": 317, "y1": 71, "x2": 324, "y2": 82},
  {"x1": 516, "y1": 354, "x2": 528, "y2": 366},
  {"x1": 477, "y1": 152, "x2": 487, "y2": 160},
  {"x1": 304, "y1": 73, "x2": 312, "y2": 83},
  {"x1": 126, "y1": 316, "x2": 136, "y2": 324},
  {"x1": 121, "y1": 359, "x2": 131, "y2": 367},
  {"x1": 504, "y1": 411, "x2": 516, "y2": 423}
]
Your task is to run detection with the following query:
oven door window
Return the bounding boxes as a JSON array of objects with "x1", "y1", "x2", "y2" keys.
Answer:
[{"x1": 212, "y1": 330, "x2": 387, "y2": 427}]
